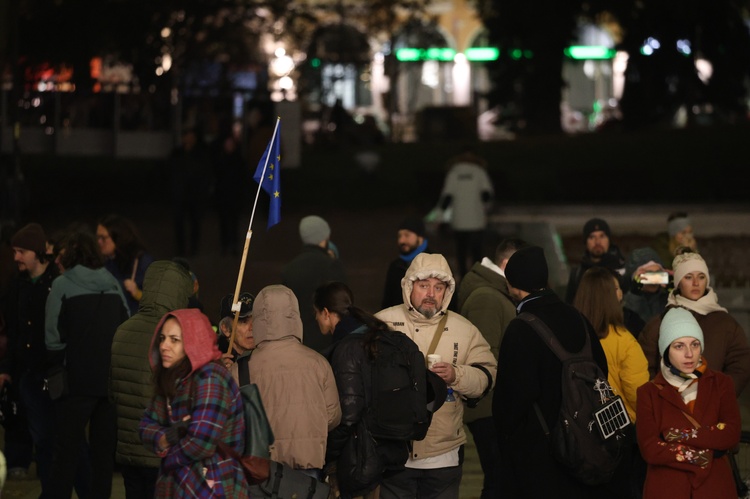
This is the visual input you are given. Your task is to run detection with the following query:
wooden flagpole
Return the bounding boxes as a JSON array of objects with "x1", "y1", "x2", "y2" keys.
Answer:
[{"x1": 226, "y1": 116, "x2": 281, "y2": 354}]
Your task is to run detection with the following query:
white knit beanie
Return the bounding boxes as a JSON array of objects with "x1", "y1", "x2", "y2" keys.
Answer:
[
  {"x1": 658, "y1": 307, "x2": 704, "y2": 357},
  {"x1": 672, "y1": 252, "x2": 710, "y2": 287}
]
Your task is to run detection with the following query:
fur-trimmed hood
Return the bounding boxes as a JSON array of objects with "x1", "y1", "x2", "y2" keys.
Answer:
[{"x1": 401, "y1": 253, "x2": 456, "y2": 316}]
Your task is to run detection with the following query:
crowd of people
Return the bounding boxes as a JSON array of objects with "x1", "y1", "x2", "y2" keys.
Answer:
[{"x1": 0, "y1": 203, "x2": 748, "y2": 499}]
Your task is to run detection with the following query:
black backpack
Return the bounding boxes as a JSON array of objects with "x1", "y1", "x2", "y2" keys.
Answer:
[
  {"x1": 517, "y1": 312, "x2": 631, "y2": 486},
  {"x1": 364, "y1": 329, "x2": 445, "y2": 441}
]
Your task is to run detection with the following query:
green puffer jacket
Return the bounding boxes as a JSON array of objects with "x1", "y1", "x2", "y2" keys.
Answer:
[
  {"x1": 110, "y1": 260, "x2": 194, "y2": 468},
  {"x1": 457, "y1": 261, "x2": 516, "y2": 422}
]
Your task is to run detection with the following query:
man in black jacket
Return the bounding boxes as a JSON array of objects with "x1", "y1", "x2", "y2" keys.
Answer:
[
  {"x1": 282, "y1": 215, "x2": 347, "y2": 353},
  {"x1": 1, "y1": 224, "x2": 57, "y2": 483},
  {"x1": 380, "y1": 216, "x2": 432, "y2": 310},
  {"x1": 493, "y1": 245, "x2": 610, "y2": 498}
]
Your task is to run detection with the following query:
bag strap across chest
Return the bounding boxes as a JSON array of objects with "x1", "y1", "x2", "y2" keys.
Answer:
[
  {"x1": 517, "y1": 312, "x2": 591, "y2": 361},
  {"x1": 426, "y1": 312, "x2": 449, "y2": 363}
]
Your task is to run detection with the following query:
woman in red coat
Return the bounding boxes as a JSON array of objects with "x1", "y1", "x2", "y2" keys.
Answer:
[{"x1": 636, "y1": 307, "x2": 741, "y2": 498}]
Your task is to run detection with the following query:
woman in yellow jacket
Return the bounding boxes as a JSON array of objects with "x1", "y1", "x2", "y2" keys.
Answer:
[{"x1": 574, "y1": 266, "x2": 650, "y2": 498}]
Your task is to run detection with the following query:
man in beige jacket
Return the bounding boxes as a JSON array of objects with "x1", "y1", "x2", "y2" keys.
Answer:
[
  {"x1": 233, "y1": 284, "x2": 341, "y2": 479},
  {"x1": 375, "y1": 253, "x2": 497, "y2": 498}
]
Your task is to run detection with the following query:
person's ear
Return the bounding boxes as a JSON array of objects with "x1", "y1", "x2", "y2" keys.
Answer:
[{"x1": 219, "y1": 321, "x2": 231, "y2": 337}]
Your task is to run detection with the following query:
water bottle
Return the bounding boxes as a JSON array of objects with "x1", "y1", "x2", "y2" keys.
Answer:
[{"x1": 446, "y1": 387, "x2": 456, "y2": 402}]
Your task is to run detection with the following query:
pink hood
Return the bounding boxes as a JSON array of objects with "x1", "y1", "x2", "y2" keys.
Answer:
[{"x1": 149, "y1": 308, "x2": 221, "y2": 375}]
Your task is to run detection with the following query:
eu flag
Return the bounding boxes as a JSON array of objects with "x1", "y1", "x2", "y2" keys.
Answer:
[{"x1": 252, "y1": 119, "x2": 281, "y2": 228}]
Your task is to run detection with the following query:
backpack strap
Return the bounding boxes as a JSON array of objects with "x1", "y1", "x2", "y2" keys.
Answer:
[
  {"x1": 517, "y1": 312, "x2": 593, "y2": 436},
  {"x1": 426, "y1": 312, "x2": 449, "y2": 362},
  {"x1": 517, "y1": 312, "x2": 593, "y2": 361},
  {"x1": 238, "y1": 351, "x2": 253, "y2": 387}
]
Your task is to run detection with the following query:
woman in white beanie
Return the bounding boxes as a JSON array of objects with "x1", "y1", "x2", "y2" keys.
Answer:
[
  {"x1": 636, "y1": 307, "x2": 740, "y2": 499},
  {"x1": 637, "y1": 248, "x2": 750, "y2": 396}
]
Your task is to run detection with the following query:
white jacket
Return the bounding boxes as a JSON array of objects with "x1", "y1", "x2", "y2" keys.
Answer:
[{"x1": 375, "y1": 253, "x2": 497, "y2": 459}]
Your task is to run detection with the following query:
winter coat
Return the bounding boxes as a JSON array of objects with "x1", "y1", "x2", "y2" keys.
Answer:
[
  {"x1": 111, "y1": 260, "x2": 194, "y2": 468},
  {"x1": 248, "y1": 284, "x2": 341, "y2": 470},
  {"x1": 282, "y1": 245, "x2": 347, "y2": 353},
  {"x1": 45, "y1": 264, "x2": 129, "y2": 397},
  {"x1": 1, "y1": 262, "x2": 58, "y2": 377},
  {"x1": 639, "y1": 304, "x2": 750, "y2": 396},
  {"x1": 565, "y1": 244, "x2": 628, "y2": 304},
  {"x1": 139, "y1": 309, "x2": 248, "y2": 498},
  {"x1": 493, "y1": 289, "x2": 609, "y2": 498},
  {"x1": 324, "y1": 317, "x2": 409, "y2": 497},
  {"x1": 599, "y1": 325, "x2": 649, "y2": 422},
  {"x1": 375, "y1": 253, "x2": 497, "y2": 460},
  {"x1": 636, "y1": 370, "x2": 741, "y2": 499},
  {"x1": 456, "y1": 260, "x2": 516, "y2": 423}
]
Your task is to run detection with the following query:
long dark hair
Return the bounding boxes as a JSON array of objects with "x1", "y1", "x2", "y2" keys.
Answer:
[
  {"x1": 98, "y1": 214, "x2": 148, "y2": 275},
  {"x1": 313, "y1": 281, "x2": 391, "y2": 359},
  {"x1": 152, "y1": 356, "x2": 191, "y2": 399}
]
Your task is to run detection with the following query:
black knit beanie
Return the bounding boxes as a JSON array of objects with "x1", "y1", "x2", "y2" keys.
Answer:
[
  {"x1": 398, "y1": 216, "x2": 426, "y2": 238},
  {"x1": 582, "y1": 218, "x2": 611, "y2": 241},
  {"x1": 504, "y1": 245, "x2": 548, "y2": 292}
]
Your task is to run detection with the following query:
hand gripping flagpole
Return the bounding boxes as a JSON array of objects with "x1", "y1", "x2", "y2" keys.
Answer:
[{"x1": 227, "y1": 116, "x2": 281, "y2": 355}]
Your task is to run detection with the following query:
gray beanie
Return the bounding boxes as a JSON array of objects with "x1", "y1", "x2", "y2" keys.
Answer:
[
  {"x1": 299, "y1": 215, "x2": 331, "y2": 245},
  {"x1": 658, "y1": 307, "x2": 704, "y2": 357}
]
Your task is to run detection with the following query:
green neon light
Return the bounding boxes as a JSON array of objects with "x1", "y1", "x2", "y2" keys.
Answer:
[
  {"x1": 311, "y1": 58, "x2": 321, "y2": 68},
  {"x1": 565, "y1": 46, "x2": 615, "y2": 60},
  {"x1": 394, "y1": 45, "x2": 614, "y2": 62},
  {"x1": 396, "y1": 48, "x2": 421, "y2": 61},
  {"x1": 465, "y1": 47, "x2": 499, "y2": 61},
  {"x1": 395, "y1": 47, "x2": 456, "y2": 62}
]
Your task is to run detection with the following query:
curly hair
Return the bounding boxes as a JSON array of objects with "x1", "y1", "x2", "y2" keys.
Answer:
[{"x1": 57, "y1": 228, "x2": 104, "y2": 271}]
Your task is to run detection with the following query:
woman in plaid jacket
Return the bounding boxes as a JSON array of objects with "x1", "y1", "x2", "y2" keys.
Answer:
[{"x1": 139, "y1": 308, "x2": 248, "y2": 498}]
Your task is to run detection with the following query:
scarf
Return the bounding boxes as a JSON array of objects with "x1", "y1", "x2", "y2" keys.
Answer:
[
  {"x1": 667, "y1": 287, "x2": 727, "y2": 315},
  {"x1": 399, "y1": 239, "x2": 429, "y2": 263},
  {"x1": 660, "y1": 356, "x2": 708, "y2": 410}
]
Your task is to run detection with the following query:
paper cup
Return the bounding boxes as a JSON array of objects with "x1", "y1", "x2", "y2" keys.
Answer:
[{"x1": 427, "y1": 354, "x2": 442, "y2": 369}]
